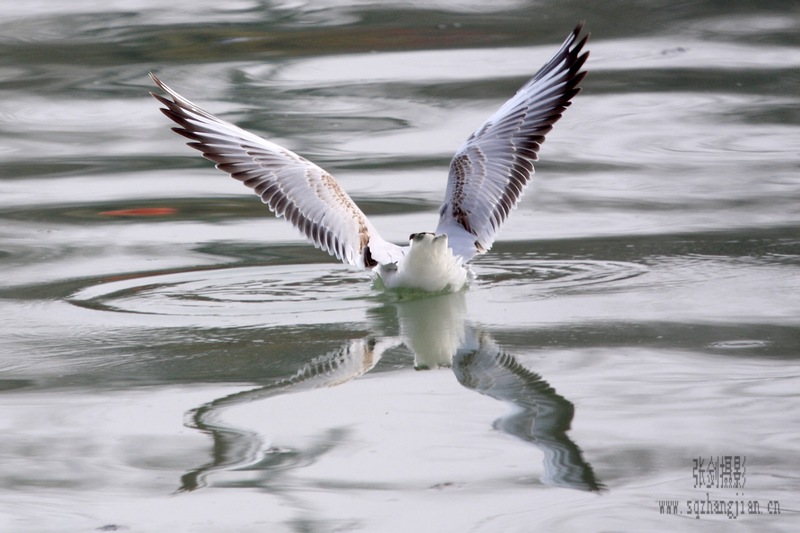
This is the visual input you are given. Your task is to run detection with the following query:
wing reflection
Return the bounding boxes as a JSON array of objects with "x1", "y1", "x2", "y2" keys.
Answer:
[
  {"x1": 180, "y1": 338, "x2": 386, "y2": 491},
  {"x1": 181, "y1": 292, "x2": 602, "y2": 493},
  {"x1": 453, "y1": 328, "x2": 604, "y2": 492}
]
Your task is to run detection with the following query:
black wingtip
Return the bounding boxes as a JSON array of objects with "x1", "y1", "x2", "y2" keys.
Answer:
[
  {"x1": 573, "y1": 20, "x2": 590, "y2": 40},
  {"x1": 570, "y1": 21, "x2": 590, "y2": 60},
  {"x1": 149, "y1": 71, "x2": 162, "y2": 87}
]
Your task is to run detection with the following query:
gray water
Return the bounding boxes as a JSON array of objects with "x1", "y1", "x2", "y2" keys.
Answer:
[{"x1": 1, "y1": 1, "x2": 799, "y2": 532}]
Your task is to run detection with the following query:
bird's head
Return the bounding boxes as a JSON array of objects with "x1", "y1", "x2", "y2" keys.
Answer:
[{"x1": 409, "y1": 232, "x2": 448, "y2": 249}]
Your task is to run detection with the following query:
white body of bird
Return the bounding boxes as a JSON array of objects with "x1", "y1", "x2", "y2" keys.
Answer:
[{"x1": 378, "y1": 233, "x2": 470, "y2": 292}]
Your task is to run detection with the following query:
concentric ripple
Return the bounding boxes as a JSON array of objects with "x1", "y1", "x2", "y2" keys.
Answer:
[
  {"x1": 68, "y1": 264, "x2": 369, "y2": 321},
  {"x1": 66, "y1": 258, "x2": 649, "y2": 322},
  {"x1": 475, "y1": 257, "x2": 649, "y2": 295}
]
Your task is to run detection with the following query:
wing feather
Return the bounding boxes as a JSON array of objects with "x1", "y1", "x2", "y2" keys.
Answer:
[
  {"x1": 437, "y1": 23, "x2": 589, "y2": 260},
  {"x1": 150, "y1": 73, "x2": 403, "y2": 268}
]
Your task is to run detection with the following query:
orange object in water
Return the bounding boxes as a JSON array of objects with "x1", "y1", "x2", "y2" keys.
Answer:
[{"x1": 100, "y1": 207, "x2": 178, "y2": 217}]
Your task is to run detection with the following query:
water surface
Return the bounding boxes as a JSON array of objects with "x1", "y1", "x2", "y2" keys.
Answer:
[{"x1": 1, "y1": 1, "x2": 799, "y2": 531}]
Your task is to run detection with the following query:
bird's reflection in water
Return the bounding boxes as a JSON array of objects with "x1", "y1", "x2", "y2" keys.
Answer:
[
  {"x1": 180, "y1": 291, "x2": 602, "y2": 493},
  {"x1": 453, "y1": 328, "x2": 603, "y2": 492},
  {"x1": 179, "y1": 338, "x2": 383, "y2": 492}
]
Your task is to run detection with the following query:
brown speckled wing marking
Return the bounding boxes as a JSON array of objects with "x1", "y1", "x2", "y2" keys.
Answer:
[
  {"x1": 436, "y1": 23, "x2": 589, "y2": 261},
  {"x1": 150, "y1": 73, "x2": 395, "y2": 268}
]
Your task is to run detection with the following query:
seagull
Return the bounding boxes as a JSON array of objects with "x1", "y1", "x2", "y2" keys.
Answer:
[{"x1": 151, "y1": 23, "x2": 589, "y2": 293}]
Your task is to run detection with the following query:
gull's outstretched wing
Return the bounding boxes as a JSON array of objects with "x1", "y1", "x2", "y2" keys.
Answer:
[
  {"x1": 150, "y1": 73, "x2": 404, "y2": 268},
  {"x1": 436, "y1": 23, "x2": 589, "y2": 261}
]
